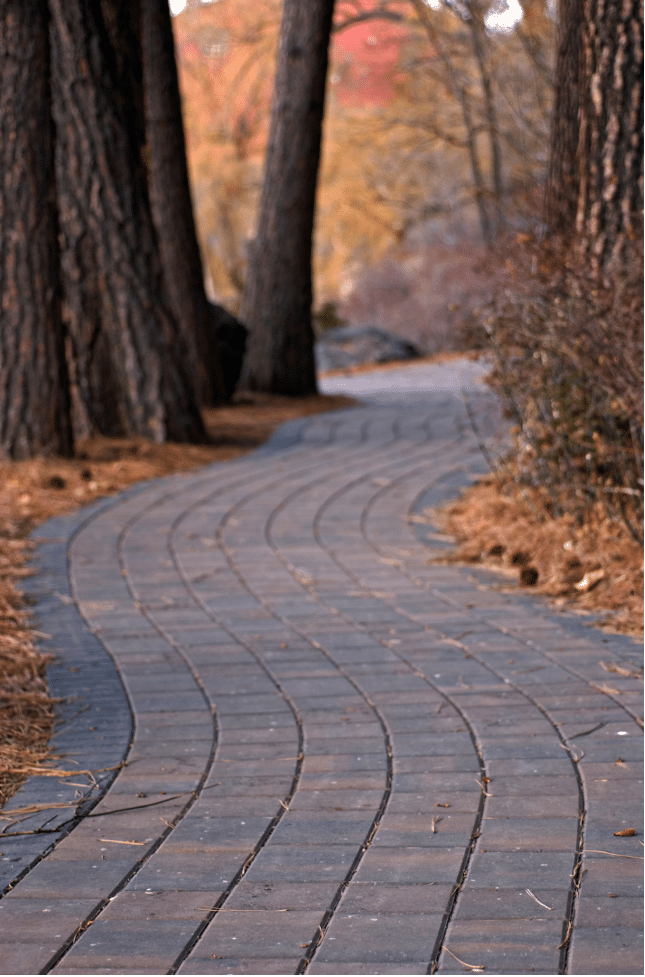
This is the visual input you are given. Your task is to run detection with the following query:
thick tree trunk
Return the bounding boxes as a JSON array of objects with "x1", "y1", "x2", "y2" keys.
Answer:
[
  {"x1": 49, "y1": 0, "x2": 206, "y2": 442},
  {"x1": 545, "y1": 0, "x2": 643, "y2": 271},
  {"x1": 0, "y1": 0, "x2": 73, "y2": 459},
  {"x1": 238, "y1": 0, "x2": 335, "y2": 395},
  {"x1": 576, "y1": 0, "x2": 643, "y2": 271},
  {"x1": 141, "y1": 0, "x2": 225, "y2": 406}
]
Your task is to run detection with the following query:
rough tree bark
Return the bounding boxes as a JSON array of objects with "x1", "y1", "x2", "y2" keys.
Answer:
[
  {"x1": 545, "y1": 0, "x2": 643, "y2": 270},
  {"x1": 576, "y1": 0, "x2": 643, "y2": 270},
  {"x1": 49, "y1": 0, "x2": 206, "y2": 442},
  {"x1": 0, "y1": 0, "x2": 73, "y2": 459},
  {"x1": 238, "y1": 0, "x2": 336, "y2": 395},
  {"x1": 141, "y1": 0, "x2": 225, "y2": 406}
]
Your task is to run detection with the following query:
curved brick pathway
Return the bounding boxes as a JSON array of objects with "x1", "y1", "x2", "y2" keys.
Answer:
[{"x1": 1, "y1": 361, "x2": 642, "y2": 976}]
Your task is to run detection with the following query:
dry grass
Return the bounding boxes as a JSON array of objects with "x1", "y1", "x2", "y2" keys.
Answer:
[
  {"x1": 429, "y1": 474, "x2": 643, "y2": 638},
  {"x1": 0, "y1": 392, "x2": 355, "y2": 808}
]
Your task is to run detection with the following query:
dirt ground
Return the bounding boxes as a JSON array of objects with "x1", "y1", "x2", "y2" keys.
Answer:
[{"x1": 1, "y1": 381, "x2": 642, "y2": 809}]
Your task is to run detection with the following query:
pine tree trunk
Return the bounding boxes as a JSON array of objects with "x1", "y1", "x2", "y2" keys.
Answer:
[
  {"x1": 49, "y1": 0, "x2": 206, "y2": 443},
  {"x1": 238, "y1": 0, "x2": 335, "y2": 395},
  {"x1": 545, "y1": 0, "x2": 643, "y2": 270},
  {"x1": 576, "y1": 0, "x2": 643, "y2": 271},
  {"x1": 141, "y1": 0, "x2": 225, "y2": 406},
  {"x1": 0, "y1": 0, "x2": 73, "y2": 459}
]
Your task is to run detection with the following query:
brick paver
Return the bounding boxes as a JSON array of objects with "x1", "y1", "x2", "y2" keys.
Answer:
[{"x1": 0, "y1": 360, "x2": 642, "y2": 975}]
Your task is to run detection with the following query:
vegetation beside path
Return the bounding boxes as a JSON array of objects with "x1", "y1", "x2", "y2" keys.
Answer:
[{"x1": 433, "y1": 243, "x2": 643, "y2": 641}]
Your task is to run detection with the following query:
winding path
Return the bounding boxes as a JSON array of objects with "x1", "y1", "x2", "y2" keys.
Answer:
[{"x1": 1, "y1": 360, "x2": 642, "y2": 976}]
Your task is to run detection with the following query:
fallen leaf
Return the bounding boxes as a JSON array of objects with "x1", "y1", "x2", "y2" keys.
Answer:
[{"x1": 575, "y1": 568, "x2": 605, "y2": 591}]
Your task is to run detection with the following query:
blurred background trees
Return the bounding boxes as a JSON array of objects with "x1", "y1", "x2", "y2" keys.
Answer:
[{"x1": 172, "y1": 0, "x2": 557, "y2": 343}]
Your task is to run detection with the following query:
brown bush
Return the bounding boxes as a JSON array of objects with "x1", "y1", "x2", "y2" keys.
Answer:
[{"x1": 482, "y1": 236, "x2": 643, "y2": 543}]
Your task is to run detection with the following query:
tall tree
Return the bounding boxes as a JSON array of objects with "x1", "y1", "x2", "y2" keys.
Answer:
[
  {"x1": 141, "y1": 0, "x2": 225, "y2": 406},
  {"x1": 544, "y1": 0, "x2": 582, "y2": 236},
  {"x1": 545, "y1": 0, "x2": 643, "y2": 271},
  {"x1": 0, "y1": 0, "x2": 72, "y2": 459},
  {"x1": 238, "y1": 0, "x2": 336, "y2": 395},
  {"x1": 49, "y1": 0, "x2": 206, "y2": 442}
]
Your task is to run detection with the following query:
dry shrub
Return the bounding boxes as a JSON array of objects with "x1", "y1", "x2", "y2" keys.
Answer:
[
  {"x1": 483, "y1": 237, "x2": 643, "y2": 543},
  {"x1": 434, "y1": 235, "x2": 643, "y2": 637}
]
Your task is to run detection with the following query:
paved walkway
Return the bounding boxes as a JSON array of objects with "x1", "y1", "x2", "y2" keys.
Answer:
[{"x1": 1, "y1": 361, "x2": 642, "y2": 976}]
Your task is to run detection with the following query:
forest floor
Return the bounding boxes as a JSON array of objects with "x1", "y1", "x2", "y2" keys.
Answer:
[{"x1": 1, "y1": 365, "x2": 642, "y2": 808}]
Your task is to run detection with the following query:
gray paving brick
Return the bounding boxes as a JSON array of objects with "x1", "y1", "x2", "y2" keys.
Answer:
[
  {"x1": 224, "y1": 880, "x2": 338, "y2": 912},
  {"x1": 338, "y1": 881, "x2": 453, "y2": 914},
  {"x1": 438, "y1": 917, "x2": 564, "y2": 973},
  {"x1": 308, "y1": 963, "x2": 428, "y2": 975},
  {"x1": 57, "y1": 917, "x2": 196, "y2": 970},
  {"x1": 315, "y1": 912, "x2": 444, "y2": 962},
  {"x1": 157, "y1": 816, "x2": 273, "y2": 853},
  {"x1": 454, "y1": 885, "x2": 570, "y2": 919},
  {"x1": 99, "y1": 889, "x2": 218, "y2": 921},
  {"x1": 352, "y1": 846, "x2": 464, "y2": 885},
  {"x1": 393, "y1": 754, "x2": 480, "y2": 774},
  {"x1": 53, "y1": 966, "x2": 164, "y2": 975},
  {"x1": 568, "y1": 924, "x2": 644, "y2": 975},
  {"x1": 466, "y1": 849, "x2": 576, "y2": 888},
  {"x1": 7, "y1": 858, "x2": 132, "y2": 899},
  {"x1": 187, "y1": 908, "x2": 321, "y2": 960},
  {"x1": 127, "y1": 850, "x2": 248, "y2": 891},
  {"x1": 579, "y1": 852, "x2": 645, "y2": 896},
  {"x1": 483, "y1": 794, "x2": 580, "y2": 819},
  {"x1": 236, "y1": 844, "x2": 358, "y2": 884},
  {"x1": 0, "y1": 940, "x2": 62, "y2": 976},
  {"x1": 177, "y1": 956, "x2": 303, "y2": 974},
  {"x1": 0, "y1": 896, "x2": 97, "y2": 939},
  {"x1": 574, "y1": 894, "x2": 644, "y2": 928},
  {"x1": 372, "y1": 812, "x2": 476, "y2": 848}
]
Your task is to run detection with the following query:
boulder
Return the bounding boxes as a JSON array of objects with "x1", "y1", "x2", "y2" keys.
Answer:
[
  {"x1": 206, "y1": 302, "x2": 248, "y2": 400},
  {"x1": 315, "y1": 325, "x2": 421, "y2": 374}
]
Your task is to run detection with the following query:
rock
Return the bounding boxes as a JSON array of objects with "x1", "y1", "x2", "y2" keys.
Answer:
[
  {"x1": 206, "y1": 302, "x2": 248, "y2": 400},
  {"x1": 315, "y1": 325, "x2": 421, "y2": 374}
]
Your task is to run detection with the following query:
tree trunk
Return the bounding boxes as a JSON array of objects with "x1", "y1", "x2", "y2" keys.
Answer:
[
  {"x1": 238, "y1": 0, "x2": 335, "y2": 395},
  {"x1": 141, "y1": 0, "x2": 225, "y2": 406},
  {"x1": 49, "y1": 0, "x2": 206, "y2": 442},
  {"x1": 545, "y1": 0, "x2": 643, "y2": 271},
  {"x1": 576, "y1": 0, "x2": 643, "y2": 271},
  {"x1": 468, "y1": 3, "x2": 504, "y2": 238},
  {"x1": 544, "y1": 0, "x2": 583, "y2": 235},
  {"x1": 0, "y1": 0, "x2": 73, "y2": 459}
]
